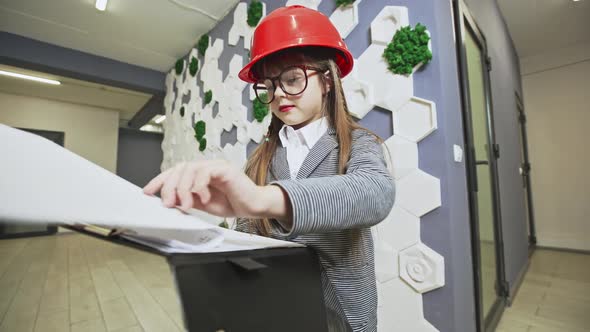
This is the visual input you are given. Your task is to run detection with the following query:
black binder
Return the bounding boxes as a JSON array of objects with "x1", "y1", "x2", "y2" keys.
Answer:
[{"x1": 64, "y1": 225, "x2": 329, "y2": 332}]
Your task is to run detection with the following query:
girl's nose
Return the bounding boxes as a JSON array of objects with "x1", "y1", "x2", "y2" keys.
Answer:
[{"x1": 273, "y1": 83, "x2": 286, "y2": 98}]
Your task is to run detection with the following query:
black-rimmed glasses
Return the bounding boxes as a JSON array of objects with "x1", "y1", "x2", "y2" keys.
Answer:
[{"x1": 252, "y1": 65, "x2": 324, "y2": 104}]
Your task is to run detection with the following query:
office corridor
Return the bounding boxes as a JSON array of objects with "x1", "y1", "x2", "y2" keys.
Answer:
[
  {"x1": 0, "y1": 233, "x2": 587, "y2": 331},
  {"x1": 496, "y1": 249, "x2": 590, "y2": 332}
]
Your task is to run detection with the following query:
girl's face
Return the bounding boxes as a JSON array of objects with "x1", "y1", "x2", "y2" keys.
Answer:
[{"x1": 259, "y1": 54, "x2": 330, "y2": 130}]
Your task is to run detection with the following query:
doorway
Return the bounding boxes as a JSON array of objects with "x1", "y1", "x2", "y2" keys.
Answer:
[{"x1": 454, "y1": 1, "x2": 509, "y2": 331}]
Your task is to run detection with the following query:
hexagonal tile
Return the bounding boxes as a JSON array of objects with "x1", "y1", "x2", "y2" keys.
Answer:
[
  {"x1": 355, "y1": 44, "x2": 413, "y2": 112},
  {"x1": 382, "y1": 135, "x2": 418, "y2": 179},
  {"x1": 374, "y1": 240, "x2": 399, "y2": 283},
  {"x1": 370, "y1": 6, "x2": 409, "y2": 46},
  {"x1": 377, "y1": 278, "x2": 423, "y2": 329},
  {"x1": 222, "y1": 142, "x2": 248, "y2": 169},
  {"x1": 285, "y1": 0, "x2": 321, "y2": 10},
  {"x1": 329, "y1": 0, "x2": 361, "y2": 39},
  {"x1": 236, "y1": 123, "x2": 250, "y2": 144},
  {"x1": 342, "y1": 70, "x2": 375, "y2": 119},
  {"x1": 399, "y1": 242, "x2": 445, "y2": 293},
  {"x1": 393, "y1": 97, "x2": 437, "y2": 142},
  {"x1": 248, "y1": 116, "x2": 271, "y2": 143},
  {"x1": 228, "y1": 54, "x2": 244, "y2": 79},
  {"x1": 217, "y1": 113, "x2": 234, "y2": 133},
  {"x1": 227, "y1": 2, "x2": 266, "y2": 50},
  {"x1": 396, "y1": 170, "x2": 441, "y2": 217},
  {"x1": 376, "y1": 205, "x2": 420, "y2": 252}
]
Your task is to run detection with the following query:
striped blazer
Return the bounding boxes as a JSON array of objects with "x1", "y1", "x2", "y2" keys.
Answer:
[{"x1": 236, "y1": 127, "x2": 395, "y2": 332}]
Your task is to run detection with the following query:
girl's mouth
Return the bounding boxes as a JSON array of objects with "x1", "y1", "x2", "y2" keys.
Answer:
[{"x1": 279, "y1": 105, "x2": 295, "y2": 112}]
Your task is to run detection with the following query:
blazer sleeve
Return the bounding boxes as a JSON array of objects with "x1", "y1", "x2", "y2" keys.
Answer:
[{"x1": 270, "y1": 130, "x2": 396, "y2": 238}]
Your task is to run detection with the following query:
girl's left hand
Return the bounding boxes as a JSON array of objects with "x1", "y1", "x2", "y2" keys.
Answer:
[{"x1": 143, "y1": 160, "x2": 271, "y2": 218}]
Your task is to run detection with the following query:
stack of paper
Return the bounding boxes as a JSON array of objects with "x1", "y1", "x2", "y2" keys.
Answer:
[{"x1": 0, "y1": 124, "x2": 301, "y2": 252}]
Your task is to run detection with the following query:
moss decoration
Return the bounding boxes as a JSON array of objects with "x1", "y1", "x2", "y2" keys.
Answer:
[
  {"x1": 383, "y1": 23, "x2": 432, "y2": 75},
  {"x1": 218, "y1": 220, "x2": 229, "y2": 229},
  {"x1": 198, "y1": 138, "x2": 207, "y2": 151},
  {"x1": 204, "y1": 90, "x2": 213, "y2": 105},
  {"x1": 189, "y1": 57, "x2": 198, "y2": 77},
  {"x1": 179, "y1": 106, "x2": 185, "y2": 117},
  {"x1": 253, "y1": 93, "x2": 269, "y2": 122},
  {"x1": 335, "y1": 0, "x2": 355, "y2": 7},
  {"x1": 247, "y1": 0, "x2": 263, "y2": 27},
  {"x1": 194, "y1": 120, "x2": 206, "y2": 141},
  {"x1": 193, "y1": 120, "x2": 207, "y2": 152},
  {"x1": 197, "y1": 35, "x2": 209, "y2": 57},
  {"x1": 175, "y1": 59, "x2": 184, "y2": 75}
]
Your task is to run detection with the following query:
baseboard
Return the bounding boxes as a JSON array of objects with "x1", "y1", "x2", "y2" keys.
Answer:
[
  {"x1": 536, "y1": 245, "x2": 590, "y2": 255},
  {"x1": 537, "y1": 234, "x2": 590, "y2": 253}
]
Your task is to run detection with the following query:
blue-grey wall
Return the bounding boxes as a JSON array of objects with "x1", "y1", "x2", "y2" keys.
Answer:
[
  {"x1": 178, "y1": 1, "x2": 477, "y2": 331},
  {"x1": 116, "y1": 128, "x2": 164, "y2": 188},
  {"x1": 462, "y1": 0, "x2": 529, "y2": 297}
]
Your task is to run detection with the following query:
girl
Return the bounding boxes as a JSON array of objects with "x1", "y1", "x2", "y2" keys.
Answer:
[{"x1": 143, "y1": 5, "x2": 395, "y2": 332}]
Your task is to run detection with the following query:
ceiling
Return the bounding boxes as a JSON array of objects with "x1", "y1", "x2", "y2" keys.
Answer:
[
  {"x1": 0, "y1": 0, "x2": 240, "y2": 72},
  {"x1": 0, "y1": 64, "x2": 152, "y2": 125},
  {"x1": 497, "y1": 0, "x2": 590, "y2": 58},
  {"x1": 0, "y1": 0, "x2": 239, "y2": 125}
]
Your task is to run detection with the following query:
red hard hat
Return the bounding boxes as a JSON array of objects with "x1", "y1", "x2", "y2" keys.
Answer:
[{"x1": 238, "y1": 5, "x2": 354, "y2": 83}]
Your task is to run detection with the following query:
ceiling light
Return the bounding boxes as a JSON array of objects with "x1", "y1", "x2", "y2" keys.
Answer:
[
  {"x1": 140, "y1": 124, "x2": 163, "y2": 133},
  {"x1": 154, "y1": 115, "x2": 166, "y2": 124},
  {"x1": 0, "y1": 70, "x2": 61, "y2": 85},
  {"x1": 95, "y1": 0, "x2": 108, "y2": 11}
]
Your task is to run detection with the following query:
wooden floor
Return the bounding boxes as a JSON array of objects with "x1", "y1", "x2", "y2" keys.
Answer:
[
  {"x1": 0, "y1": 233, "x2": 184, "y2": 332},
  {"x1": 496, "y1": 248, "x2": 590, "y2": 332},
  {"x1": 0, "y1": 233, "x2": 588, "y2": 332}
]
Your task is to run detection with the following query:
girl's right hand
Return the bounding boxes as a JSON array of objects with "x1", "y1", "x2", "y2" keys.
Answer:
[{"x1": 143, "y1": 160, "x2": 268, "y2": 218}]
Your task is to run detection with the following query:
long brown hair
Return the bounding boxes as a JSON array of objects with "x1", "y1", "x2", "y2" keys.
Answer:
[{"x1": 243, "y1": 47, "x2": 381, "y2": 236}]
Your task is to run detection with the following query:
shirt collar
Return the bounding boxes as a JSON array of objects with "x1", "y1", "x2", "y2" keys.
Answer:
[{"x1": 278, "y1": 117, "x2": 329, "y2": 149}]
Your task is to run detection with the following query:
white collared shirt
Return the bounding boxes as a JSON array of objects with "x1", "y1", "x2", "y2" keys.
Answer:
[{"x1": 278, "y1": 117, "x2": 329, "y2": 179}]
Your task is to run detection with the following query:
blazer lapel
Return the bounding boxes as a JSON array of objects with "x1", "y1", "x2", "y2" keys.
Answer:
[
  {"x1": 297, "y1": 127, "x2": 337, "y2": 179},
  {"x1": 270, "y1": 144, "x2": 291, "y2": 181}
]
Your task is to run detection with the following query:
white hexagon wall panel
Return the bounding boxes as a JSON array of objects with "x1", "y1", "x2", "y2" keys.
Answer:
[
  {"x1": 399, "y1": 242, "x2": 445, "y2": 293},
  {"x1": 377, "y1": 278, "x2": 424, "y2": 329},
  {"x1": 374, "y1": 240, "x2": 398, "y2": 283},
  {"x1": 376, "y1": 205, "x2": 420, "y2": 252},
  {"x1": 396, "y1": 170, "x2": 441, "y2": 217},
  {"x1": 162, "y1": 3, "x2": 445, "y2": 331},
  {"x1": 329, "y1": 0, "x2": 361, "y2": 39},
  {"x1": 228, "y1": 2, "x2": 267, "y2": 50},
  {"x1": 341, "y1": 68, "x2": 375, "y2": 119},
  {"x1": 370, "y1": 6, "x2": 409, "y2": 46},
  {"x1": 383, "y1": 135, "x2": 418, "y2": 180},
  {"x1": 354, "y1": 44, "x2": 413, "y2": 113},
  {"x1": 393, "y1": 97, "x2": 437, "y2": 142}
]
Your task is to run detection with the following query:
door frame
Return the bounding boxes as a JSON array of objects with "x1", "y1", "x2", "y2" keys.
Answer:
[
  {"x1": 515, "y1": 92, "x2": 537, "y2": 254},
  {"x1": 453, "y1": 1, "x2": 509, "y2": 331}
]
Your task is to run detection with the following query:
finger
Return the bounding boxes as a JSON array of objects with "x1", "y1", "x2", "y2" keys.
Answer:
[
  {"x1": 190, "y1": 160, "x2": 228, "y2": 205},
  {"x1": 176, "y1": 163, "x2": 199, "y2": 211},
  {"x1": 143, "y1": 168, "x2": 172, "y2": 195},
  {"x1": 191, "y1": 165, "x2": 213, "y2": 205},
  {"x1": 161, "y1": 163, "x2": 185, "y2": 208}
]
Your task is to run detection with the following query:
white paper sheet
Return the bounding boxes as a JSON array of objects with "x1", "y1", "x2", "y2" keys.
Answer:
[{"x1": 0, "y1": 124, "x2": 301, "y2": 252}]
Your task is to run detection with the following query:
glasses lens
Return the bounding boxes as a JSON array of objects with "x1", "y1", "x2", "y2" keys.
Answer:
[
  {"x1": 254, "y1": 82, "x2": 272, "y2": 104},
  {"x1": 280, "y1": 67, "x2": 307, "y2": 95}
]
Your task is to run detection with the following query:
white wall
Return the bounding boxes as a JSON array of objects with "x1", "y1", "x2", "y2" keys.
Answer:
[
  {"x1": 0, "y1": 91, "x2": 120, "y2": 173},
  {"x1": 521, "y1": 42, "x2": 590, "y2": 251}
]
